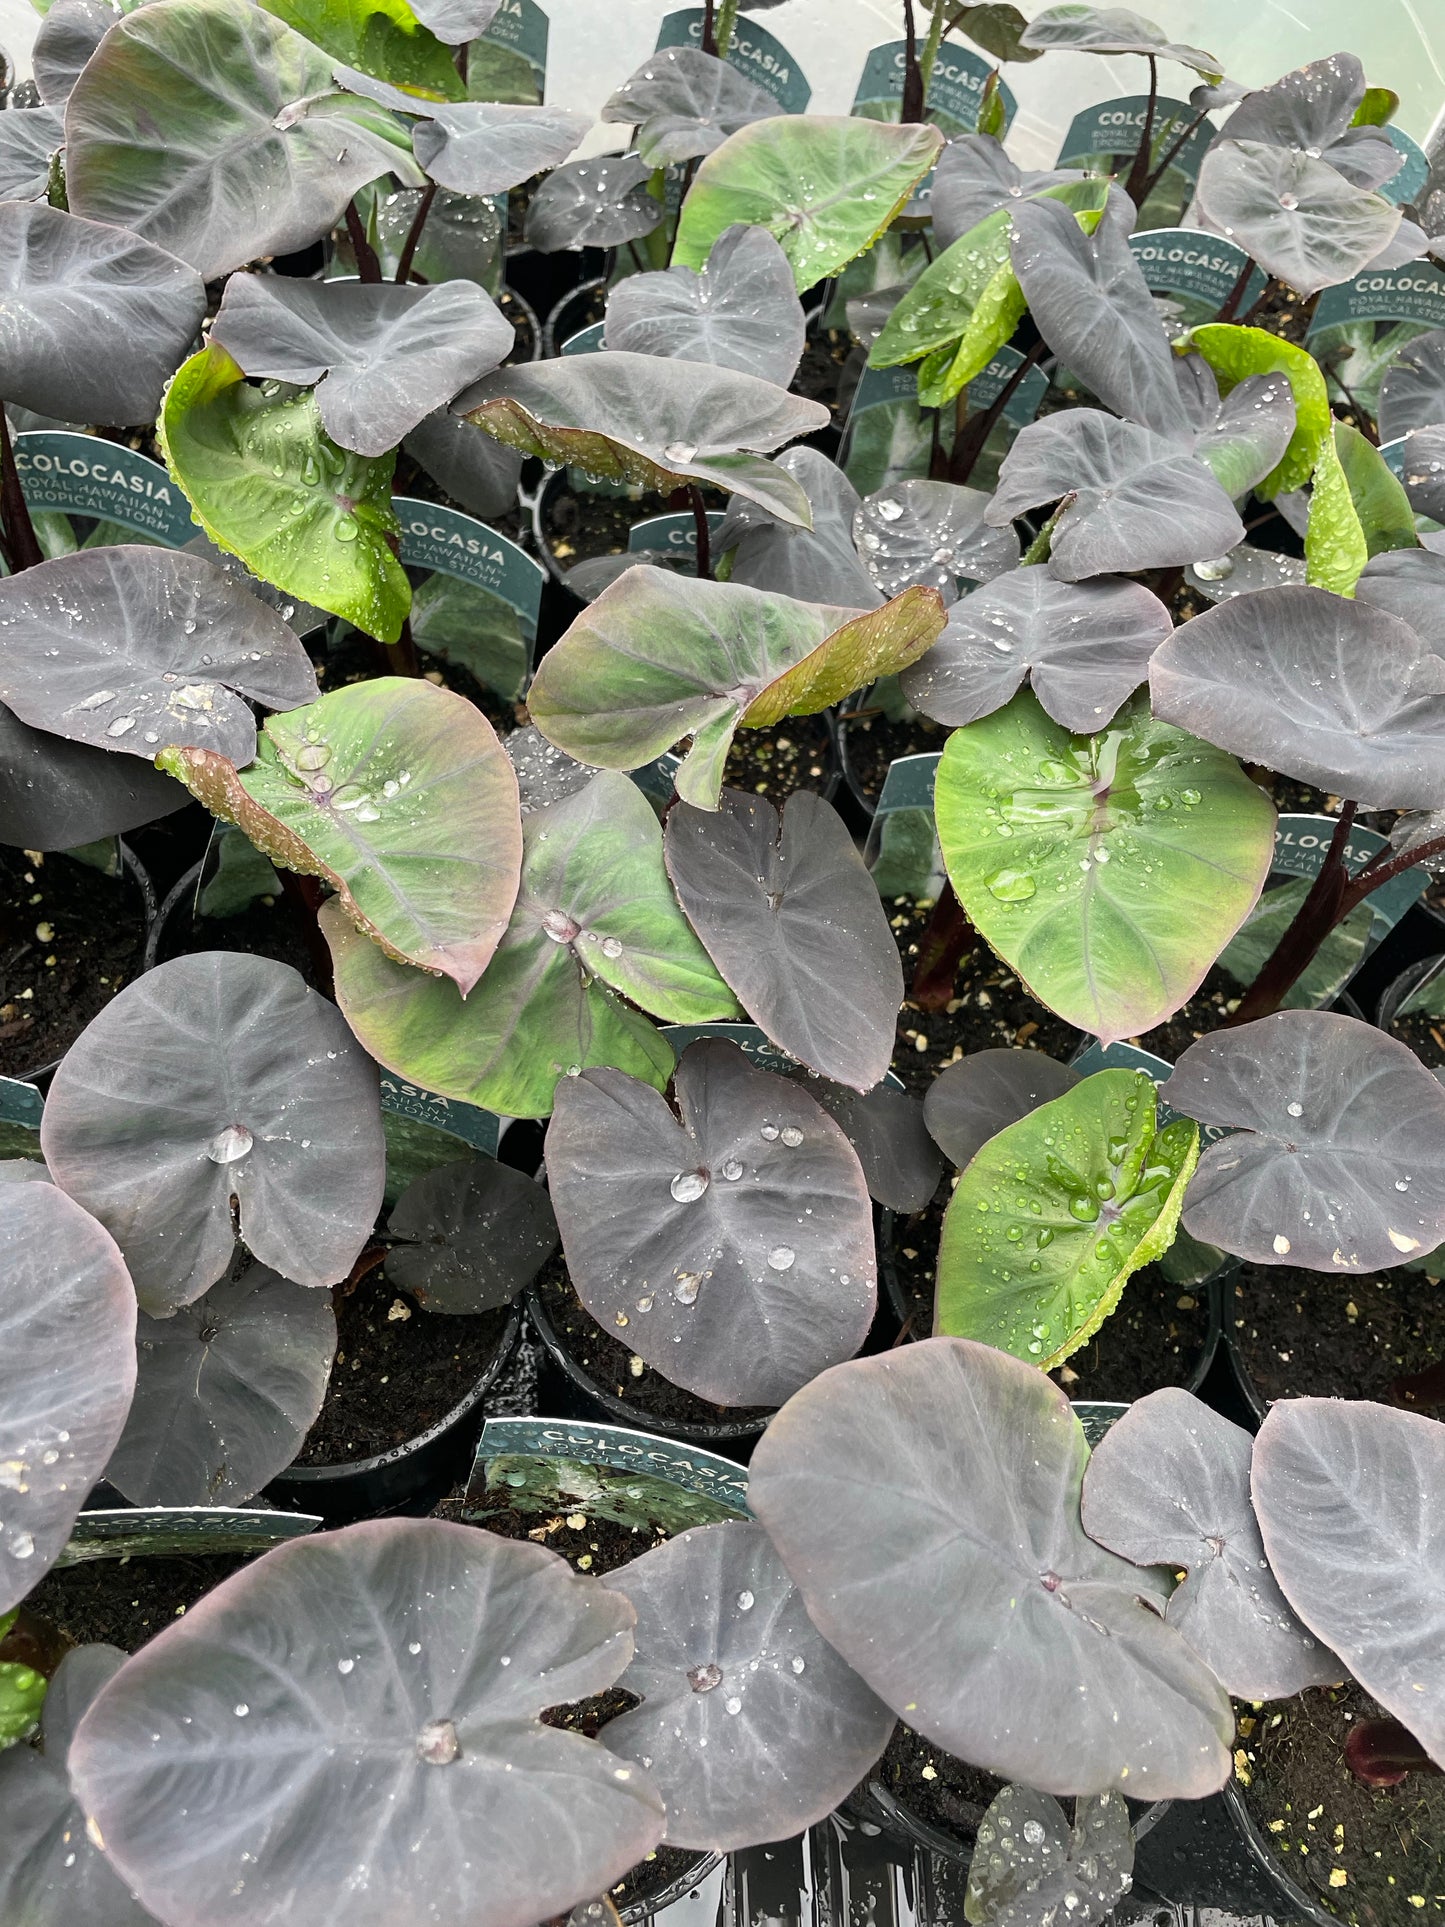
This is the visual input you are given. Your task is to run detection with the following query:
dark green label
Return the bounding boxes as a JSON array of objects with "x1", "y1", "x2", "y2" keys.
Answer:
[
  {"x1": 967, "y1": 344, "x2": 1049, "y2": 425},
  {"x1": 851, "y1": 39, "x2": 1016, "y2": 136},
  {"x1": 1129, "y1": 227, "x2": 1264, "y2": 313},
  {"x1": 1382, "y1": 126, "x2": 1429, "y2": 206},
  {"x1": 1058, "y1": 96, "x2": 1212, "y2": 178},
  {"x1": 60, "y1": 1507, "x2": 322, "y2": 1564},
  {"x1": 0, "y1": 1075, "x2": 43, "y2": 1163},
  {"x1": 478, "y1": 0, "x2": 547, "y2": 82},
  {"x1": 1070, "y1": 1039, "x2": 1230, "y2": 1143},
  {"x1": 15, "y1": 430, "x2": 197, "y2": 546},
  {"x1": 655, "y1": 8, "x2": 810, "y2": 112},
  {"x1": 393, "y1": 496, "x2": 543, "y2": 632},
  {"x1": 1311, "y1": 262, "x2": 1445, "y2": 334},
  {"x1": 660, "y1": 1020, "x2": 797, "y2": 1076},
  {"x1": 1273, "y1": 812, "x2": 1426, "y2": 935},
  {"x1": 560, "y1": 321, "x2": 605, "y2": 356},
  {"x1": 379, "y1": 1074, "x2": 500, "y2": 1155},
  {"x1": 628, "y1": 510, "x2": 723, "y2": 555},
  {"x1": 467, "y1": 1416, "x2": 751, "y2": 1513},
  {"x1": 1380, "y1": 435, "x2": 1408, "y2": 479},
  {"x1": 849, "y1": 364, "x2": 921, "y2": 416}
]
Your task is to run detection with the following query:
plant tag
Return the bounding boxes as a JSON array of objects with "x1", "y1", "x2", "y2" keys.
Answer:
[
  {"x1": 627, "y1": 510, "x2": 724, "y2": 556},
  {"x1": 379, "y1": 1075, "x2": 501, "y2": 1156},
  {"x1": 966, "y1": 343, "x2": 1050, "y2": 426},
  {"x1": 1069, "y1": 1039, "x2": 1230, "y2": 1140},
  {"x1": 851, "y1": 39, "x2": 1017, "y2": 137},
  {"x1": 1311, "y1": 261, "x2": 1445, "y2": 335},
  {"x1": 1273, "y1": 812, "x2": 1426, "y2": 937},
  {"x1": 560, "y1": 320, "x2": 605, "y2": 356},
  {"x1": 1129, "y1": 227, "x2": 1265, "y2": 318},
  {"x1": 1381, "y1": 125, "x2": 1430, "y2": 206},
  {"x1": 475, "y1": 0, "x2": 547, "y2": 94},
  {"x1": 841, "y1": 364, "x2": 931, "y2": 497},
  {"x1": 655, "y1": 8, "x2": 810, "y2": 112},
  {"x1": 0, "y1": 1075, "x2": 42, "y2": 1161},
  {"x1": 465, "y1": 1416, "x2": 751, "y2": 1519},
  {"x1": 1056, "y1": 96, "x2": 1213, "y2": 180},
  {"x1": 865, "y1": 750, "x2": 945, "y2": 899},
  {"x1": 59, "y1": 1506, "x2": 322, "y2": 1563},
  {"x1": 14, "y1": 430, "x2": 197, "y2": 546},
  {"x1": 392, "y1": 495, "x2": 543, "y2": 675}
]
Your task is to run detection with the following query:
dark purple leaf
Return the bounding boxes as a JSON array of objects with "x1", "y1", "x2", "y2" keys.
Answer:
[
  {"x1": 931, "y1": 133, "x2": 1084, "y2": 252},
  {"x1": 600, "y1": 46, "x2": 779, "y2": 168},
  {"x1": 717, "y1": 447, "x2": 881, "y2": 607},
  {"x1": 1355, "y1": 547, "x2": 1445, "y2": 658},
  {"x1": 1378, "y1": 330, "x2": 1445, "y2": 444},
  {"x1": 803, "y1": 1077, "x2": 943, "y2": 1212},
  {"x1": 32, "y1": 0, "x2": 117, "y2": 106},
  {"x1": 967, "y1": 1783, "x2": 1134, "y2": 1927},
  {"x1": 0, "y1": 701, "x2": 186, "y2": 849},
  {"x1": 923, "y1": 1047, "x2": 1080, "y2": 1169},
  {"x1": 385, "y1": 1159, "x2": 557, "y2": 1314},
  {"x1": 1401, "y1": 422, "x2": 1445, "y2": 521},
  {"x1": 412, "y1": 102, "x2": 589, "y2": 196},
  {"x1": 524, "y1": 156, "x2": 662, "y2": 252},
  {"x1": 854, "y1": 479, "x2": 1019, "y2": 602},
  {"x1": 604, "y1": 224, "x2": 805, "y2": 388}
]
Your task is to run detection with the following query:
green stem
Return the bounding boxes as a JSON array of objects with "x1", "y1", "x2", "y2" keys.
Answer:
[
  {"x1": 1020, "y1": 500, "x2": 1068, "y2": 566},
  {"x1": 714, "y1": 0, "x2": 740, "y2": 58},
  {"x1": 918, "y1": 0, "x2": 948, "y2": 103}
]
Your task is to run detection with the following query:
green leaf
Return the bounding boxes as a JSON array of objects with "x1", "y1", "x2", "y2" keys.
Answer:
[
  {"x1": 1322, "y1": 419, "x2": 1418, "y2": 573},
  {"x1": 1215, "y1": 875, "x2": 1374, "y2": 1010},
  {"x1": 1352, "y1": 87, "x2": 1399, "y2": 127},
  {"x1": 976, "y1": 68, "x2": 1009, "y2": 135},
  {"x1": 160, "y1": 678, "x2": 522, "y2": 994},
  {"x1": 915, "y1": 261, "x2": 1027, "y2": 407},
  {"x1": 935, "y1": 690, "x2": 1276, "y2": 1042},
  {"x1": 198, "y1": 823, "x2": 282, "y2": 918},
  {"x1": 159, "y1": 343, "x2": 411, "y2": 642},
  {"x1": 936, "y1": 1069, "x2": 1198, "y2": 1369},
  {"x1": 528, "y1": 570, "x2": 945, "y2": 809},
  {"x1": 409, "y1": 572, "x2": 529, "y2": 699},
  {"x1": 1305, "y1": 428, "x2": 1369, "y2": 595},
  {"x1": 952, "y1": 3, "x2": 1043, "y2": 62},
  {"x1": 322, "y1": 771, "x2": 741, "y2": 1118},
  {"x1": 261, "y1": 0, "x2": 465, "y2": 99},
  {"x1": 673, "y1": 116, "x2": 943, "y2": 292},
  {"x1": 0, "y1": 1659, "x2": 46, "y2": 1749},
  {"x1": 1185, "y1": 324, "x2": 1332, "y2": 498}
]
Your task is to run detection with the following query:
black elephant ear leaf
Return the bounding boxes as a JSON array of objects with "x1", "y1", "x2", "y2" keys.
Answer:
[
  {"x1": 854, "y1": 479, "x2": 1019, "y2": 601},
  {"x1": 1379, "y1": 331, "x2": 1445, "y2": 444},
  {"x1": 1401, "y1": 423, "x2": 1445, "y2": 523},
  {"x1": 748, "y1": 1338, "x2": 1234, "y2": 1796},
  {"x1": 718, "y1": 448, "x2": 881, "y2": 607},
  {"x1": 405, "y1": 0, "x2": 500, "y2": 44},
  {"x1": 67, "y1": 1521, "x2": 667, "y2": 1927},
  {"x1": 458, "y1": 352, "x2": 827, "y2": 525},
  {"x1": 1194, "y1": 142, "x2": 1401, "y2": 298},
  {"x1": 1164, "y1": 1011, "x2": 1445, "y2": 1270},
  {"x1": 210, "y1": 275, "x2": 513, "y2": 457},
  {"x1": 1019, "y1": 4, "x2": 1223, "y2": 79},
  {"x1": 988, "y1": 411, "x2": 1244, "y2": 579},
  {"x1": 600, "y1": 45, "x2": 780, "y2": 167},
  {"x1": 665, "y1": 791, "x2": 904, "y2": 1090},
  {"x1": 0, "y1": 548, "x2": 318, "y2": 766},
  {"x1": 41, "y1": 952, "x2": 386, "y2": 1315},
  {"x1": 0, "y1": 1183, "x2": 137, "y2": 1613},
  {"x1": 604, "y1": 225, "x2": 805, "y2": 388},
  {"x1": 923, "y1": 1048, "x2": 1081, "y2": 1169},
  {"x1": 1009, "y1": 193, "x2": 1191, "y2": 439},
  {"x1": 405, "y1": 404, "x2": 523, "y2": 521},
  {"x1": 600, "y1": 1519, "x2": 894, "y2": 1850},
  {"x1": 503, "y1": 726, "x2": 600, "y2": 813},
  {"x1": 546, "y1": 1040, "x2": 877, "y2": 1406},
  {"x1": 385, "y1": 1159, "x2": 558, "y2": 1314},
  {"x1": 1355, "y1": 548, "x2": 1445, "y2": 659},
  {"x1": 901, "y1": 569, "x2": 1168, "y2": 732},
  {"x1": 803, "y1": 1078, "x2": 944, "y2": 1213},
  {"x1": 103, "y1": 1261, "x2": 336, "y2": 1509},
  {"x1": 1253, "y1": 1398, "x2": 1445, "y2": 1769},
  {"x1": 930, "y1": 133, "x2": 1084, "y2": 252},
  {"x1": 1223, "y1": 53, "x2": 1367, "y2": 155},
  {"x1": 412, "y1": 101, "x2": 589, "y2": 196},
  {"x1": 33, "y1": 0, "x2": 118, "y2": 105},
  {"x1": 523, "y1": 155, "x2": 663, "y2": 251},
  {"x1": 0, "y1": 700, "x2": 187, "y2": 850},
  {"x1": 1080, "y1": 1388, "x2": 1340, "y2": 1700},
  {"x1": 966, "y1": 1784, "x2": 1135, "y2": 1927},
  {"x1": 1150, "y1": 585, "x2": 1445, "y2": 809},
  {"x1": 0, "y1": 1642, "x2": 155, "y2": 1927},
  {"x1": 0, "y1": 203, "x2": 205, "y2": 424},
  {"x1": 1186, "y1": 368, "x2": 1298, "y2": 501},
  {"x1": 0, "y1": 107, "x2": 65, "y2": 201}
]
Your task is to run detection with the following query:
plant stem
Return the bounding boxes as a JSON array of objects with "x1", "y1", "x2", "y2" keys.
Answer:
[
  {"x1": 947, "y1": 337, "x2": 1048, "y2": 485},
  {"x1": 1020, "y1": 499, "x2": 1068, "y2": 566},
  {"x1": 900, "y1": 0, "x2": 924, "y2": 124},
  {"x1": 1229, "y1": 804, "x2": 1357, "y2": 1024},
  {"x1": 279, "y1": 870, "x2": 336, "y2": 1000},
  {"x1": 1215, "y1": 257, "x2": 1256, "y2": 323},
  {"x1": 1241, "y1": 277, "x2": 1283, "y2": 328},
  {"x1": 714, "y1": 0, "x2": 740, "y2": 58},
  {"x1": 1338, "y1": 832, "x2": 1445, "y2": 914},
  {"x1": 919, "y1": 0, "x2": 948, "y2": 102},
  {"x1": 394, "y1": 183, "x2": 437, "y2": 285},
  {"x1": 700, "y1": 0, "x2": 717, "y2": 55},
  {"x1": 345, "y1": 200, "x2": 383, "y2": 284},
  {"x1": 911, "y1": 880, "x2": 978, "y2": 1011},
  {"x1": 0, "y1": 405, "x2": 43, "y2": 571},
  {"x1": 1124, "y1": 55, "x2": 1159, "y2": 206},
  {"x1": 389, "y1": 616, "x2": 423, "y2": 677},
  {"x1": 687, "y1": 485, "x2": 712, "y2": 578},
  {"x1": 1137, "y1": 106, "x2": 1210, "y2": 204}
]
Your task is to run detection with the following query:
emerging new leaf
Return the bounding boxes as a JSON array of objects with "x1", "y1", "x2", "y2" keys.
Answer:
[
  {"x1": 924, "y1": 1047, "x2": 1081, "y2": 1170},
  {"x1": 385, "y1": 1160, "x2": 558, "y2": 1313}
]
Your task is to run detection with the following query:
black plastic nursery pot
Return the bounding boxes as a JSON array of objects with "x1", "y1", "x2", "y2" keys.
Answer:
[
  {"x1": 543, "y1": 273, "x2": 610, "y2": 357},
  {"x1": 1376, "y1": 952, "x2": 1445, "y2": 1072}
]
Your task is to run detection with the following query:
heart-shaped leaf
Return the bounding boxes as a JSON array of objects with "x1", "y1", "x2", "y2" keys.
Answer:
[
  {"x1": 1081, "y1": 1387, "x2": 1340, "y2": 1699},
  {"x1": 936, "y1": 691, "x2": 1275, "y2": 1041},
  {"x1": 323, "y1": 772, "x2": 738, "y2": 1119},
  {"x1": 901, "y1": 568, "x2": 1168, "y2": 731},
  {"x1": 412, "y1": 101, "x2": 588, "y2": 195},
  {"x1": 853, "y1": 478, "x2": 1020, "y2": 600},
  {"x1": 1195, "y1": 141, "x2": 1401, "y2": 299},
  {"x1": 600, "y1": 45, "x2": 780, "y2": 167},
  {"x1": 1182, "y1": 362, "x2": 1298, "y2": 501},
  {"x1": 0, "y1": 203, "x2": 205, "y2": 425},
  {"x1": 1187, "y1": 323, "x2": 1333, "y2": 497},
  {"x1": 41, "y1": 951, "x2": 386, "y2": 1314},
  {"x1": 404, "y1": 404, "x2": 522, "y2": 520},
  {"x1": 600, "y1": 1519, "x2": 894, "y2": 1849},
  {"x1": 805, "y1": 1078, "x2": 944, "y2": 1213},
  {"x1": 160, "y1": 679, "x2": 521, "y2": 992},
  {"x1": 524, "y1": 155, "x2": 663, "y2": 251},
  {"x1": 1164, "y1": 1010, "x2": 1445, "y2": 1269},
  {"x1": 160, "y1": 343, "x2": 411, "y2": 643},
  {"x1": 1378, "y1": 327, "x2": 1445, "y2": 443},
  {"x1": 1356, "y1": 546, "x2": 1445, "y2": 656},
  {"x1": 604, "y1": 224, "x2": 805, "y2": 388},
  {"x1": 67, "y1": 1522, "x2": 666, "y2": 1927},
  {"x1": 0, "y1": 106, "x2": 64, "y2": 201},
  {"x1": 665, "y1": 791, "x2": 904, "y2": 1090},
  {"x1": 718, "y1": 448, "x2": 881, "y2": 607},
  {"x1": 458, "y1": 352, "x2": 827, "y2": 526},
  {"x1": 385, "y1": 1159, "x2": 557, "y2": 1313},
  {"x1": 547, "y1": 1040, "x2": 877, "y2": 1406},
  {"x1": 936, "y1": 1069, "x2": 1199, "y2": 1368},
  {"x1": 33, "y1": 0, "x2": 118, "y2": 107},
  {"x1": 0, "y1": 702, "x2": 187, "y2": 849},
  {"x1": 527, "y1": 567, "x2": 943, "y2": 809},
  {"x1": 924, "y1": 1047, "x2": 1081, "y2": 1169},
  {"x1": 0, "y1": 1183, "x2": 137, "y2": 1612},
  {"x1": 967, "y1": 1784, "x2": 1134, "y2": 1927},
  {"x1": 260, "y1": 0, "x2": 465, "y2": 100},
  {"x1": 1252, "y1": 1398, "x2": 1445, "y2": 1768},
  {"x1": 1019, "y1": 4, "x2": 1223, "y2": 79},
  {"x1": 748, "y1": 1338, "x2": 1234, "y2": 1797},
  {"x1": 0, "y1": 548, "x2": 317, "y2": 765},
  {"x1": 1150, "y1": 585, "x2": 1445, "y2": 809},
  {"x1": 211, "y1": 275, "x2": 512, "y2": 458},
  {"x1": 104, "y1": 1260, "x2": 336, "y2": 1508},
  {"x1": 930, "y1": 133, "x2": 1084, "y2": 252},
  {"x1": 1223, "y1": 52, "x2": 1374, "y2": 161},
  {"x1": 66, "y1": 0, "x2": 418, "y2": 279},
  {"x1": 673, "y1": 116, "x2": 943, "y2": 292}
]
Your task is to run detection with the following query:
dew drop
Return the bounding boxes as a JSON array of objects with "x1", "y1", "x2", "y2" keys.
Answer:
[
  {"x1": 985, "y1": 868, "x2": 1037, "y2": 902},
  {"x1": 207, "y1": 1124, "x2": 253, "y2": 1164},
  {"x1": 767, "y1": 1245, "x2": 796, "y2": 1271},
  {"x1": 337, "y1": 1657, "x2": 355, "y2": 1675},
  {"x1": 722, "y1": 1157, "x2": 743, "y2": 1181},
  {"x1": 674, "y1": 1273, "x2": 701, "y2": 1304},
  {"x1": 724, "y1": 1696, "x2": 743, "y2": 1716},
  {"x1": 1286, "y1": 1100, "x2": 1303, "y2": 1118},
  {"x1": 671, "y1": 1169, "x2": 709, "y2": 1203},
  {"x1": 780, "y1": 1125, "x2": 804, "y2": 1147},
  {"x1": 737, "y1": 1590, "x2": 755, "y2": 1611}
]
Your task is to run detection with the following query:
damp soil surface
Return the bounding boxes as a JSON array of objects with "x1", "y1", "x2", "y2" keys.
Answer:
[
  {"x1": 885, "y1": 1198, "x2": 1212, "y2": 1399},
  {"x1": 1389, "y1": 1009, "x2": 1445, "y2": 1071},
  {"x1": 1229, "y1": 1261, "x2": 1444, "y2": 1410},
  {"x1": 722, "y1": 713, "x2": 834, "y2": 801},
  {"x1": 794, "y1": 325, "x2": 855, "y2": 420},
  {"x1": 0, "y1": 846, "x2": 148, "y2": 1077},
  {"x1": 158, "y1": 886, "x2": 320, "y2": 984},
  {"x1": 294, "y1": 1270, "x2": 512, "y2": 1465},
  {"x1": 532, "y1": 1256, "x2": 773, "y2": 1434},
  {"x1": 839, "y1": 702, "x2": 947, "y2": 808},
  {"x1": 1235, "y1": 1680, "x2": 1445, "y2": 1927},
  {"x1": 863, "y1": 1723, "x2": 1004, "y2": 1847},
  {"x1": 24, "y1": 1554, "x2": 249, "y2": 1652}
]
